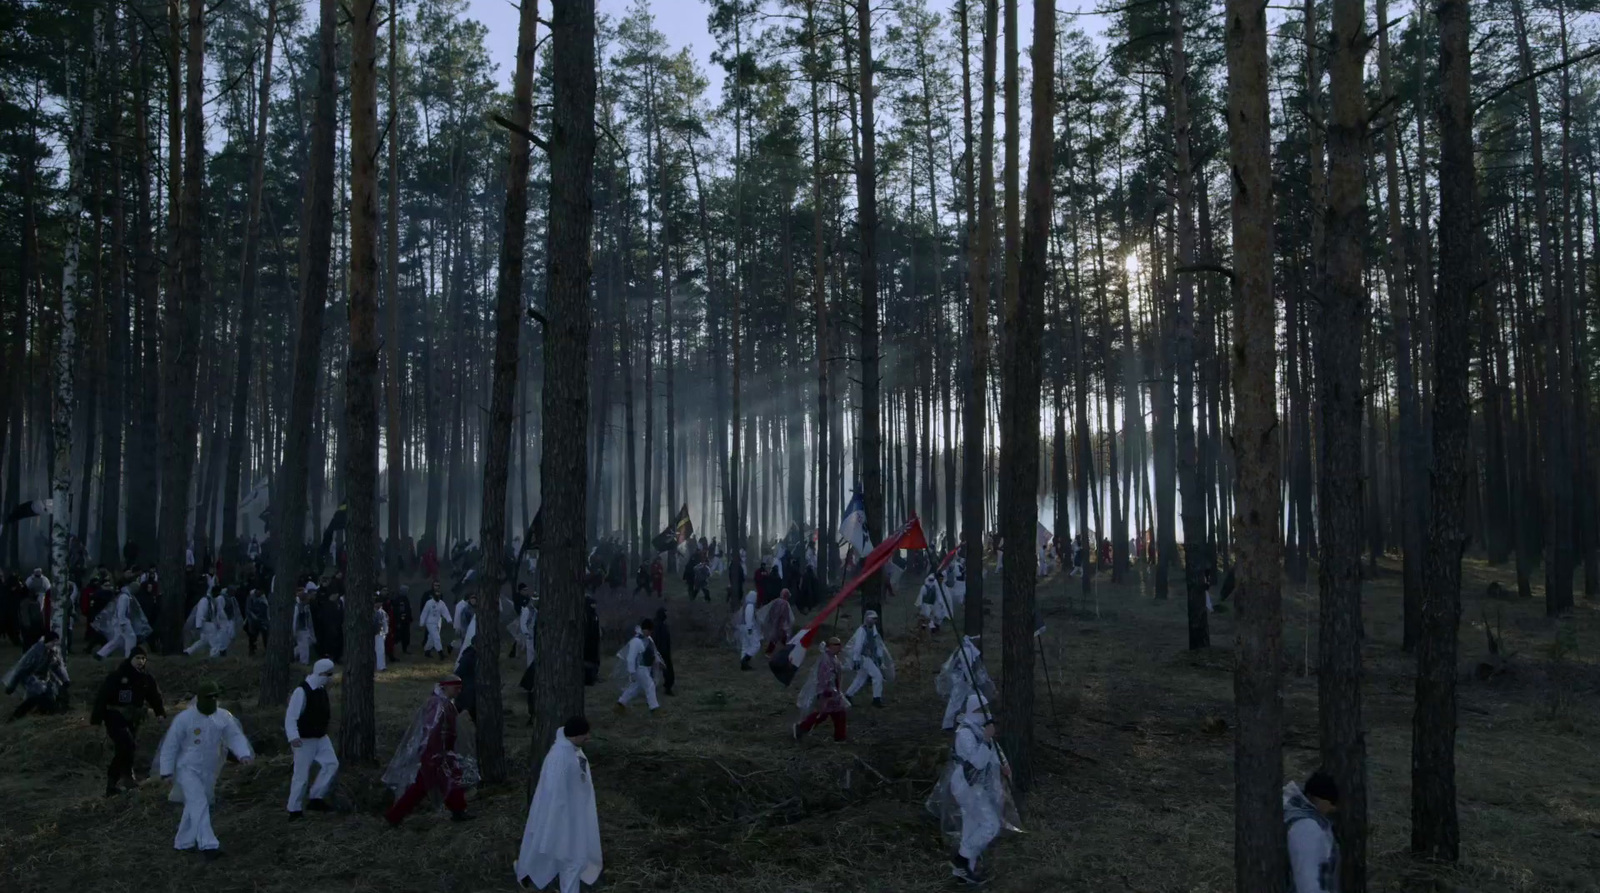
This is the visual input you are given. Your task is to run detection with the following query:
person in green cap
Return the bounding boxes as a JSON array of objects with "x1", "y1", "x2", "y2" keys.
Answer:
[{"x1": 154, "y1": 679, "x2": 254, "y2": 860}]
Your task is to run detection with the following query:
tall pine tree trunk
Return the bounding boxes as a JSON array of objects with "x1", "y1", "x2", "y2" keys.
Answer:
[
  {"x1": 98, "y1": 10, "x2": 128, "y2": 570},
  {"x1": 1412, "y1": 0, "x2": 1473, "y2": 861},
  {"x1": 855, "y1": 0, "x2": 883, "y2": 611},
  {"x1": 260, "y1": 0, "x2": 336, "y2": 706},
  {"x1": 532, "y1": 0, "x2": 596, "y2": 763},
  {"x1": 477, "y1": 0, "x2": 540, "y2": 784},
  {"x1": 961, "y1": 0, "x2": 996, "y2": 638},
  {"x1": 1224, "y1": 0, "x2": 1286, "y2": 886},
  {"x1": 385, "y1": 0, "x2": 405, "y2": 588}
]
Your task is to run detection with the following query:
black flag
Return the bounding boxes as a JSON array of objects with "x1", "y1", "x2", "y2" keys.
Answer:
[
  {"x1": 320, "y1": 503, "x2": 349, "y2": 554},
  {"x1": 4, "y1": 499, "x2": 46, "y2": 525}
]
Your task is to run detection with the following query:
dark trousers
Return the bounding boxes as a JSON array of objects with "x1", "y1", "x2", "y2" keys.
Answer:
[
  {"x1": 395, "y1": 624, "x2": 411, "y2": 653},
  {"x1": 105, "y1": 712, "x2": 138, "y2": 790},
  {"x1": 246, "y1": 626, "x2": 267, "y2": 655},
  {"x1": 385, "y1": 777, "x2": 466, "y2": 824},
  {"x1": 661, "y1": 654, "x2": 675, "y2": 694},
  {"x1": 11, "y1": 693, "x2": 54, "y2": 720}
]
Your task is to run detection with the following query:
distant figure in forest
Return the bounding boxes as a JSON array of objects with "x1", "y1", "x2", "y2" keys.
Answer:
[{"x1": 1284, "y1": 770, "x2": 1340, "y2": 893}]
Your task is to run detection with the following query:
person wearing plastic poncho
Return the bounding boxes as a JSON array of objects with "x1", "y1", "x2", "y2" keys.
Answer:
[
  {"x1": 937, "y1": 636, "x2": 997, "y2": 731},
  {"x1": 756, "y1": 588, "x2": 795, "y2": 655},
  {"x1": 791, "y1": 636, "x2": 850, "y2": 742},
  {"x1": 926, "y1": 692, "x2": 1020, "y2": 884},
  {"x1": 515, "y1": 716, "x2": 602, "y2": 893},
  {"x1": 182, "y1": 587, "x2": 228, "y2": 658},
  {"x1": 611, "y1": 620, "x2": 660, "y2": 714},
  {"x1": 942, "y1": 557, "x2": 968, "y2": 609},
  {"x1": 154, "y1": 679, "x2": 255, "y2": 858},
  {"x1": 292, "y1": 587, "x2": 318, "y2": 665},
  {"x1": 373, "y1": 604, "x2": 390, "y2": 672},
  {"x1": 4, "y1": 631, "x2": 71, "y2": 719},
  {"x1": 843, "y1": 610, "x2": 895, "y2": 707},
  {"x1": 383, "y1": 676, "x2": 478, "y2": 825},
  {"x1": 518, "y1": 597, "x2": 538, "y2": 670},
  {"x1": 736, "y1": 591, "x2": 761, "y2": 671},
  {"x1": 93, "y1": 586, "x2": 153, "y2": 660},
  {"x1": 917, "y1": 573, "x2": 950, "y2": 634}
]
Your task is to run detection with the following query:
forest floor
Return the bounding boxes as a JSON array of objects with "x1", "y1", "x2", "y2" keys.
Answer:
[{"x1": 1, "y1": 556, "x2": 1597, "y2": 893}]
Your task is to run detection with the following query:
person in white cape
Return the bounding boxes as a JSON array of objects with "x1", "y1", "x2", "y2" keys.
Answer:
[
  {"x1": 418, "y1": 584, "x2": 448, "y2": 658},
  {"x1": 611, "y1": 620, "x2": 660, "y2": 714},
  {"x1": 93, "y1": 586, "x2": 151, "y2": 660},
  {"x1": 515, "y1": 716, "x2": 602, "y2": 892},
  {"x1": 373, "y1": 605, "x2": 390, "y2": 672},
  {"x1": 182, "y1": 594, "x2": 216, "y2": 657},
  {"x1": 154, "y1": 679, "x2": 255, "y2": 859},
  {"x1": 844, "y1": 610, "x2": 895, "y2": 707},
  {"x1": 917, "y1": 574, "x2": 950, "y2": 634},
  {"x1": 936, "y1": 636, "x2": 996, "y2": 730},
  {"x1": 736, "y1": 591, "x2": 760, "y2": 671},
  {"x1": 925, "y1": 692, "x2": 1019, "y2": 884}
]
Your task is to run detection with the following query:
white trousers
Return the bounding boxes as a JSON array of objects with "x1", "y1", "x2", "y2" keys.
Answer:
[
  {"x1": 617, "y1": 668, "x2": 659, "y2": 709},
  {"x1": 846, "y1": 658, "x2": 885, "y2": 699},
  {"x1": 173, "y1": 770, "x2": 219, "y2": 851},
  {"x1": 287, "y1": 736, "x2": 339, "y2": 812},
  {"x1": 740, "y1": 628, "x2": 761, "y2": 659},
  {"x1": 423, "y1": 622, "x2": 443, "y2": 653},
  {"x1": 97, "y1": 625, "x2": 136, "y2": 659},
  {"x1": 294, "y1": 632, "x2": 314, "y2": 665},
  {"x1": 184, "y1": 624, "x2": 213, "y2": 655},
  {"x1": 374, "y1": 634, "x2": 387, "y2": 671}
]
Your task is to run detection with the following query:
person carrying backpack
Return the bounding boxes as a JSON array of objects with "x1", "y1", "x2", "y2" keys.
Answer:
[{"x1": 612, "y1": 619, "x2": 660, "y2": 714}]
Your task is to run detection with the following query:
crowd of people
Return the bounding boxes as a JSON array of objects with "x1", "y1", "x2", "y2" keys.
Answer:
[{"x1": 1, "y1": 520, "x2": 1336, "y2": 892}]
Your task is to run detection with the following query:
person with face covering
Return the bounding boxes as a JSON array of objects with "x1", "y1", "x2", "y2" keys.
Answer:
[
  {"x1": 382, "y1": 676, "x2": 477, "y2": 825},
  {"x1": 515, "y1": 716, "x2": 602, "y2": 893},
  {"x1": 418, "y1": 585, "x2": 448, "y2": 658},
  {"x1": 91, "y1": 645, "x2": 167, "y2": 796},
  {"x1": 937, "y1": 636, "x2": 996, "y2": 731},
  {"x1": 285, "y1": 659, "x2": 340, "y2": 817},
  {"x1": 844, "y1": 610, "x2": 894, "y2": 707},
  {"x1": 4, "y1": 631, "x2": 71, "y2": 720},
  {"x1": 737, "y1": 591, "x2": 761, "y2": 671},
  {"x1": 926, "y1": 692, "x2": 1017, "y2": 884},
  {"x1": 155, "y1": 680, "x2": 255, "y2": 859},
  {"x1": 757, "y1": 589, "x2": 796, "y2": 655},
  {"x1": 94, "y1": 586, "x2": 153, "y2": 660}
]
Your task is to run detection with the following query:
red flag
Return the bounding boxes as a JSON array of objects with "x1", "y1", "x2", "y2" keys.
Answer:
[
  {"x1": 937, "y1": 545, "x2": 960, "y2": 572},
  {"x1": 771, "y1": 515, "x2": 927, "y2": 685}
]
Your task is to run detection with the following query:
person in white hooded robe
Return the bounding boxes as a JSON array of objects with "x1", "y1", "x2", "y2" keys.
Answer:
[
  {"x1": 936, "y1": 636, "x2": 996, "y2": 730},
  {"x1": 182, "y1": 594, "x2": 215, "y2": 657},
  {"x1": 515, "y1": 716, "x2": 602, "y2": 892},
  {"x1": 736, "y1": 591, "x2": 761, "y2": 671},
  {"x1": 926, "y1": 692, "x2": 1019, "y2": 884},
  {"x1": 155, "y1": 679, "x2": 255, "y2": 858},
  {"x1": 373, "y1": 605, "x2": 390, "y2": 672},
  {"x1": 292, "y1": 588, "x2": 318, "y2": 665},
  {"x1": 284, "y1": 659, "x2": 339, "y2": 816},
  {"x1": 519, "y1": 599, "x2": 539, "y2": 669},
  {"x1": 917, "y1": 574, "x2": 950, "y2": 633},
  {"x1": 844, "y1": 610, "x2": 894, "y2": 706},
  {"x1": 611, "y1": 620, "x2": 660, "y2": 713},
  {"x1": 93, "y1": 587, "x2": 152, "y2": 660},
  {"x1": 418, "y1": 585, "x2": 448, "y2": 657}
]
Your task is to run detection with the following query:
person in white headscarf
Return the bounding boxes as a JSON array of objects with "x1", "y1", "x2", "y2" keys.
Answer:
[
  {"x1": 937, "y1": 636, "x2": 996, "y2": 731},
  {"x1": 515, "y1": 716, "x2": 602, "y2": 892},
  {"x1": 612, "y1": 620, "x2": 660, "y2": 714},
  {"x1": 284, "y1": 659, "x2": 339, "y2": 817},
  {"x1": 418, "y1": 584, "x2": 448, "y2": 658},
  {"x1": 373, "y1": 605, "x2": 390, "y2": 672},
  {"x1": 182, "y1": 594, "x2": 215, "y2": 657},
  {"x1": 844, "y1": 610, "x2": 894, "y2": 707},
  {"x1": 737, "y1": 591, "x2": 761, "y2": 671},
  {"x1": 292, "y1": 587, "x2": 318, "y2": 665},
  {"x1": 926, "y1": 692, "x2": 1018, "y2": 884},
  {"x1": 918, "y1": 574, "x2": 950, "y2": 634},
  {"x1": 93, "y1": 586, "x2": 151, "y2": 660},
  {"x1": 155, "y1": 679, "x2": 254, "y2": 859}
]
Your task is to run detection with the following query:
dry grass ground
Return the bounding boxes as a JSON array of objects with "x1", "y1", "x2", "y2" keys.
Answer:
[{"x1": 1, "y1": 557, "x2": 1596, "y2": 893}]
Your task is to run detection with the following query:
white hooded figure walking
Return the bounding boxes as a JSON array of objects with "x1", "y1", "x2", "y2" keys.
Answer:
[
  {"x1": 418, "y1": 589, "x2": 447, "y2": 656},
  {"x1": 937, "y1": 636, "x2": 997, "y2": 730},
  {"x1": 926, "y1": 692, "x2": 1020, "y2": 884},
  {"x1": 94, "y1": 587, "x2": 151, "y2": 660},
  {"x1": 373, "y1": 606, "x2": 390, "y2": 672},
  {"x1": 155, "y1": 680, "x2": 254, "y2": 858},
  {"x1": 182, "y1": 595, "x2": 218, "y2": 657},
  {"x1": 612, "y1": 621, "x2": 660, "y2": 713},
  {"x1": 292, "y1": 591, "x2": 317, "y2": 665},
  {"x1": 209, "y1": 590, "x2": 238, "y2": 654},
  {"x1": 844, "y1": 610, "x2": 895, "y2": 706},
  {"x1": 519, "y1": 602, "x2": 539, "y2": 669},
  {"x1": 515, "y1": 717, "x2": 603, "y2": 893},
  {"x1": 918, "y1": 574, "x2": 950, "y2": 633},
  {"x1": 284, "y1": 659, "x2": 339, "y2": 816},
  {"x1": 737, "y1": 591, "x2": 761, "y2": 671}
]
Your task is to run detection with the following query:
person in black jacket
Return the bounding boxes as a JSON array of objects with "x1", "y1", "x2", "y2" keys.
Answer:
[
  {"x1": 390, "y1": 586, "x2": 413, "y2": 654},
  {"x1": 582, "y1": 593, "x2": 600, "y2": 685},
  {"x1": 89, "y1": 646, "x2": 165, "y2": 796},
  {"x1": 453, "y1": 645, "x2": 478, "y2": 721},
  {"x1": 653, "y1": 606, "x2": 675, "y2": 696}
]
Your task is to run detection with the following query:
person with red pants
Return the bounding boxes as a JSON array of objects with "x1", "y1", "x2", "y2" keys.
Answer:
[
  {"x1": 792, "y1": 637, "x2": 850, "y2": 743},
  {"x1": 382, "y1": 675, "x2": 477, "y2": 825},
  {"x1": 650, "y1": 558, "x2": 665, "y2": 598}
]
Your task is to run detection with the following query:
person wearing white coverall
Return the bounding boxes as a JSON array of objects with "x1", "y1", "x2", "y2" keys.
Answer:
[
  {"x1": 94, "y1": 587, "x2": 141, "y2": 659},
  {"x1": 182, "y1": 595, "x2": 216, "y2": 656},
  {"x1": 844, "y1": 610, "x2": 893, "y2": 705},
  {"x1": 938, "y1": 635, "x2": 992, "y2": 730},
  {"x1": 515, "y1": 716, "x2": 603, "y2": 892},
  {"x1": 737, "y1": 591, "x2": 761, "y2": 671},
  {"x1": 155, "y1": 680, "x2": 254, "y2": 857},
  {"x1": 284, "y1": 659, "x2": 340, "y2": 816},
  {"x1": 373, "y1": 605, "x2": 390, "y2": 672},
  {"x1": 292, "y1": 589, "x2": 317, "y2": 665},
  {"x1": 418, "y1": 587, "x2": 448, "y2": 657},
  {"x1": 612, "y1": 621, "x2": 660, "y2": 713},
  {"x1": 942, "y1": 692, "x2": 1009, "y2": 882}
]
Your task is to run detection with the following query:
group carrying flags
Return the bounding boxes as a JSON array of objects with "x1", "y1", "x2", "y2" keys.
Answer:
[{"x1": 771, "y1": 514, "x2": 928, "y2": 686}]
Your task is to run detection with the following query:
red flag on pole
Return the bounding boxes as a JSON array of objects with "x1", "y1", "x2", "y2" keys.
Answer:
[{"x1": 770, "y1": 515, "x2": 926, "y2": 685}]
